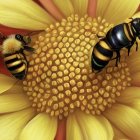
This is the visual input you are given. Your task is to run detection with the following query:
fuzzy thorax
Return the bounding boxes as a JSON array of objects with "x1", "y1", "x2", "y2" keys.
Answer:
[{"x1": 2, "y1": 38, "x2": 22, "y2": 54}]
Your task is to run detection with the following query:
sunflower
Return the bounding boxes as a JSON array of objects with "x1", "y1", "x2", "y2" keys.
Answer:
[{"x1": 0, "y1": 0, "x2": 140, "y2": 140}]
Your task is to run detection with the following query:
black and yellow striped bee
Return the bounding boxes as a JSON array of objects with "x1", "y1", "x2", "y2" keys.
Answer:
[
  {"x1": 1, "y1": 34, "x2": 34, "y2": 80},
  {"x1": 91, "y1": 18, "x2": 140, "y2": 71}
]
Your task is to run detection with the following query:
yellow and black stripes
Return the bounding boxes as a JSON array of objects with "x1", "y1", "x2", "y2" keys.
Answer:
[
  {"x1": 92, "y1": 39, "x2": 113, "y2": 70},
  {"x1": 1, "y1": 33, "x2": 34, "y2": 80},
  {"x1": 124, "y1": 23, "x2": 135, "y2": 41},
  {"x1": 91, "y1": 18, "x2": 140, "y2": 71},
  {"x1": 4, "y1": 53, "x2": 27, "y2": 80}
]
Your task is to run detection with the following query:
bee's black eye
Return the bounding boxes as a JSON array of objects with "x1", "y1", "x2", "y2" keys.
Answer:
[{"x1": 15, "y1": 34, "x2": 23, "y2": 41}]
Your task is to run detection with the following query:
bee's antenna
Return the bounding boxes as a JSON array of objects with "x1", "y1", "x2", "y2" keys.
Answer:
[{"x1": 25, "y1": 30, "x2": 44, "y2": 36}]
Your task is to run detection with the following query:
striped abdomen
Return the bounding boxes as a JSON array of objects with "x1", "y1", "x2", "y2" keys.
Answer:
[
  {"x1": 4, "y1": 53, "x2": 27, "y2": 80},
  {"x1": 91, "y1": 40, "x2": 113, "y2": 70},
  {"x1": 124, "y1": 23, "x2": 135, "y2": 42}
]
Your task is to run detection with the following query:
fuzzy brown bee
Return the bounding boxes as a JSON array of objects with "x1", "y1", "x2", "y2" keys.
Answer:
[{"x1": 1, "y1": 34, "x2": 34, "y2": 80}]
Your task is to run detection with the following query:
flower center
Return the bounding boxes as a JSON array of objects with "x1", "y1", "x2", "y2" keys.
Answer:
[{"x1": 23, "y1": 15, "x2": 131, "y2": 119}]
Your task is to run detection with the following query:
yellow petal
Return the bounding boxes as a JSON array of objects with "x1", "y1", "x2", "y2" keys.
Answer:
[
  {"x1": 96, "y1": 0, "x2": 111, "y2": 18},
  {"x1": 128, "y1": 99, "x2": 140, "y2": 112},
  {"x1": 132, "y1": 12, "x2": 140, "y2": 18},
  {"x1": 0, "y1": 0, "x2": 55, "y2": 30},
  {"x1": 75, "y1": 110, "x2": 114, "y2": 140},
  {"x1": 0, "y1": 108, "x2": 35, "y2": 140},
  {"x1": 3, "y1": 81, "x2": 23, "y2": 94},
  {"x1": 19, "y1": 113, "x2": 57, "y2": 140},
  {"x1": 117, "y1": 87, "x2": 140, "y2": 102},
  {"x1": 127, "y1": 52, "x2": 140, "y2": 73},
  {"x1": 96, "y1": 116, "x2": 114, "y2": 140},
  {"x1": 131, "y1": 72, "x2": 140, "y2": 86},
  {"x1": 53, "y1": 0, "x2": 74, "y2": 17},
  {"x1": 0, "y1": 0, "x2": 55, "y2": 24},
  {"x1": 98, "y1": 0, "x2": 139, "y2": 24},
  {"x1": 125, "y1": 12, "x2": 140, "y2": 23},
  {"x1": 117, "y1": 87, "x2": 140, "y2": 112},
  {"x1": 67, "y1": 113, "x2": 84, "y2": 140},
  {"x1": 112, "y1": 126, "x2": 130, "y2": 140},
  {"x1": 0, "y1": 74, "x2": 17, "y2": 94},
  {"x1": 104, "y1": 104, "x2": 140, "y2": 139},
  {"x1": 0, "y1": 91, "x2": 31, "y2": 114},
  {"x1": 71, "y1": 0, "x2": 88, "y2": 17},
  {"x1": 38, "y1": 0, "x2": 64, "y2": 21},
  {"x1": 0, "y1": 11, "x2": 48, "y2": 30}
]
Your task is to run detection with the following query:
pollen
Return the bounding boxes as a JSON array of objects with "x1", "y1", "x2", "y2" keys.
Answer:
[{"x1": 23, "y1": 15, "x2": 131, "y2": 119}]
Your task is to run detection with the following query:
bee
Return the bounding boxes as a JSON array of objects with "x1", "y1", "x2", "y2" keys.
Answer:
[
  {"x1": 91, "y1": 18, "x2": 140, "y2": 71},
  {"x1": 1, "y1": 33, "x2": 34, "y2": 80}
]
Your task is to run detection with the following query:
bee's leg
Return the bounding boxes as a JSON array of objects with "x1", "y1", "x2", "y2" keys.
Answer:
[
  {"x1": 24, "y1": 45, "x2": 35, "y2": 52},
  {"x1": 111, "y1": 51, "x2": 120, "y2": 61},
  {"x1": 115, "y1": 59, "x2": 118, "y2": 67},
  {"x1": 128, "y1": 47, "x2": 131, "y2": 56},
  {"x1": 128, "y1": 17, "x2": 133, "y2": 21},
  {"x1": 94, "y1": 69, "x2": 102, "y2": 74},
  {"x1": 127, "y1": 45, "x2": 132, "y2": 56},
  {"x1": 111, "y1": 52, "x2": 120, "y2": 66},
  {"x1": 111, "y1": 56, "x2": 117, "y2": 60},
  {"x1": 115, "y1": 51, "x2": 121, "y2": 66},
  {"x1": 97, "y1": 34, "x2": 105, "y2": 40},
  {"x1": 126, "y1": 42, "x2": 134, "y2": 56},
  {"x1": 135, "y1": 41, "x2": 138, "y2": 51}
]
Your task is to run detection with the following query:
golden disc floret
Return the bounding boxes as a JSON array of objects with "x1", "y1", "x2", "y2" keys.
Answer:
[{"x1": 23, "y1": 15, "x2": 131, "y2": 119}]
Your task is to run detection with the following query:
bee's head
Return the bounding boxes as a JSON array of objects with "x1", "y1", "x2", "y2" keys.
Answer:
[
  {"x1": 15, "y1": 34, "x2": 31, "y2": 45},
  {"x1": 131, "y1": 18, "x2": 140, "y2": 37}
]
